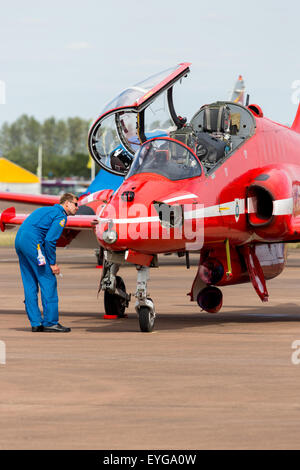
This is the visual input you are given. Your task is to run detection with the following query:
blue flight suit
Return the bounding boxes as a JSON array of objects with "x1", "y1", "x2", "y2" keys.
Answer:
[{"x1": 15, "y1": 204, "x2": 68, "y2": 328}]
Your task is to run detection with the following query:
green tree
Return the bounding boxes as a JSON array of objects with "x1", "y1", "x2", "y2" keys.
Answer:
[
  {"x1": 67, "y1": 117, "x2": 90, "y2": 155},
  {"x1": 0, "y1": 115, "x2": 92, "y2": 177},
  {"x1": 42, "y1": 117, "x2": 57, "y2": 156}
]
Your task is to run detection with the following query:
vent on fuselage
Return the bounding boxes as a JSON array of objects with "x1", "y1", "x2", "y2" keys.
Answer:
[{"x1": 247, "y1": 185, "x2": 273, "y2": 227}]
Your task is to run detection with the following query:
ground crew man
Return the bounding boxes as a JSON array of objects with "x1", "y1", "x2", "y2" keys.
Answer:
[{"x1": 15, "y1": 193, "x2": 78, "y2": 332}]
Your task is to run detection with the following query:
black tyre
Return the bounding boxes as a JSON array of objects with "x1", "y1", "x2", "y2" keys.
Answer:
[
  {"x1": 95, "y1": 248, "x2": 104, "y2": 266},
  {"x1": 138, "y1": 306, "x2": 155, "y2": 332},
  {"x1": 104, "y1": 276, "x2": 127, "y2": 318}
]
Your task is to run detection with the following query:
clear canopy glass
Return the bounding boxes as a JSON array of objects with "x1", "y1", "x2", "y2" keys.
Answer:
[
  {"x1": 101, "y1": 65, "x2": 179, "y2": 114},
  {"x1": 126, "y1": 138, "x2": 202, "y2": 181}
]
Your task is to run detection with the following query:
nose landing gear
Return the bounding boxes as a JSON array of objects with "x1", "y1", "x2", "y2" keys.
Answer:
[
  {"x1": 135, "y1": 266, "x2": 156, "y2": 332},
  {"x1": 100, "y1": 257, "x2": 156, "y2": 332}
]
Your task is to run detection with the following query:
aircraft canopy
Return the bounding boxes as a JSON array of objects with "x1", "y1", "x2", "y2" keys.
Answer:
[{"x1": 88, "y1": 63, "x2": 191, "y2": 176}]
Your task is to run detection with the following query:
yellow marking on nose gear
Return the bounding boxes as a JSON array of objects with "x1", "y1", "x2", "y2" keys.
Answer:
[
  {"x1": 219, "y1": 207, "x2": 230, "y2": 211},
  {"x1": 225, "y1": 238, "x2": 232, "y2": 278}
]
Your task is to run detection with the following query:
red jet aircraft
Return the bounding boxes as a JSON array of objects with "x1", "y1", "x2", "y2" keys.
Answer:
[{"x1": 1, "y1": 62, "x2": 300, "y2": 332}]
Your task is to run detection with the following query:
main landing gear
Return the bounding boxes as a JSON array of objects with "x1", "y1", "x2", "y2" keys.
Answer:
[
  {"x1": 101, "y1": 262, "x2": 130, "y2": 319},
  {"x1": 100, "y1": 259, "x2": 155, "y2": 332},
  {"x1": 104, "y1": 275, "x2": 128, "y2": 318}
]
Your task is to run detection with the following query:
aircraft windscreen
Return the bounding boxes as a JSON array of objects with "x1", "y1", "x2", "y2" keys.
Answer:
[{"x1": 126, "y1": 138, "x2": 202, "y2": 181}]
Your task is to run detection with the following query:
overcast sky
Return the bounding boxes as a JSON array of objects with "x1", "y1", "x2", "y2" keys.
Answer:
[{"x1": 0, "y1": 0, "x2": 299, "y2": 128}]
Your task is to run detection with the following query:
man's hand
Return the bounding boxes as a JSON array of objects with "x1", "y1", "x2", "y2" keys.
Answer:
[{"x1": 50, "y1": 264, "x2": 60, "y2": 275}]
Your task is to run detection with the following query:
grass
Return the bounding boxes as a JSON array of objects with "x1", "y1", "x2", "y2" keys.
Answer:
[
  {"x1": 288, "y1": 242, "x2": 300, "y2": 250},
  {"x1": 0, "y1": 231, "x2": 16, "y2": 247}
]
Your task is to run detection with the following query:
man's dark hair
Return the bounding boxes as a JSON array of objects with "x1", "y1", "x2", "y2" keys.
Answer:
[{"x1": 59, "y1": 193, "x2": 78, "y2": 205}]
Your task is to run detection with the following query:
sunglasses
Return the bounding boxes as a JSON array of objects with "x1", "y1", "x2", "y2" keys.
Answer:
[{"x1": 70, "y1": 201, "x2": 78, "y2": 207}]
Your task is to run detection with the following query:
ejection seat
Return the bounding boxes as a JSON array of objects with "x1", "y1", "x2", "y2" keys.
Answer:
[
  {"x1": 191, "y1": 101, "x2": 256, "y2": 172},
  {"x1": 202, "y1": 103, "x2": 231, "y2": 135},
  {"x1": 194, "y1": 104, "x2": 229, "y2": 167}
]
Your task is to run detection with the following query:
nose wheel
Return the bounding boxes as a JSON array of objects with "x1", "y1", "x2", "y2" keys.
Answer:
[{"x1": 137, "y1": 299, "x2": 156, "y2": 332}]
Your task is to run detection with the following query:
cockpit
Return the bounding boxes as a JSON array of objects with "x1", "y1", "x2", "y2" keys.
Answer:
[
  {"x1": 88, "y1": 63, "x2": 256, "y2": 180},
  {"x1": 188, "y1": 101, "x2": 255, "y2": 171}
]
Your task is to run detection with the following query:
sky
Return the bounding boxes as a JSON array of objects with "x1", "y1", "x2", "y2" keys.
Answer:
[{"x1": 0, "y1": 0, "x2": 299, "y2": 128}]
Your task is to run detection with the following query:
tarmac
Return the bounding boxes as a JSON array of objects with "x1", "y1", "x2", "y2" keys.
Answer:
[{"x1": 1, "y1": 244, "x2": 300, "y2": 450}]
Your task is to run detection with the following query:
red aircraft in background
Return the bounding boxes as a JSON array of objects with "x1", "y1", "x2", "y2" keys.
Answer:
[{"x1": 1, "y1": 62, "x2": 300, "y2": 332}]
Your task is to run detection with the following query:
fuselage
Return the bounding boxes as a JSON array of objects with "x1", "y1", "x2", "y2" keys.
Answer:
[{"x1": 95, "y1": 112, "x2": 300, "y2": 256}]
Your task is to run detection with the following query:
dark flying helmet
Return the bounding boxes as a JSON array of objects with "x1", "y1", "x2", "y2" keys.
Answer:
[{"x1": 110, "y1": 148, "x2": 133, "y2": 173}]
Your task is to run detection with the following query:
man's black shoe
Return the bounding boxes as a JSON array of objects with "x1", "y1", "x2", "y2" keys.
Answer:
[
  {"x1": 43, "y1": 323, "x2": 71, "y2": 333},
  {"x1": 32, "y1": 325, "x2": 44, "y2": 332}
]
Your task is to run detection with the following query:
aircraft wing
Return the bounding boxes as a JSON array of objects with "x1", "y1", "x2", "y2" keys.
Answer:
[
  {"x1": 0, "y1": 207, "x2": 99, "y2": 248},
  {"x1": 0, "y1": 192, "x2": 60, "y2": 206},
  {"x1": 0, "y1": 187, "x2": 117, "y2": 251}
]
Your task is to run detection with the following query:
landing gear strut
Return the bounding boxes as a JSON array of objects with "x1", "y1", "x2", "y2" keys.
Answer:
[{"x1": 135, "y1": 266, "x2": 156, "y2": 332}]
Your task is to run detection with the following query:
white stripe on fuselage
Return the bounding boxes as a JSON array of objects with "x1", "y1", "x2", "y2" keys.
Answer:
[
  {"x1": 97, "y1": 197, "x2": 294, "y2": 224},
  {"x1": 273, "y1": 198, "x2": 293, "y2": 215},
  {"x1": 162, "y1": 194, "x2": 198, "y2": 204}
]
